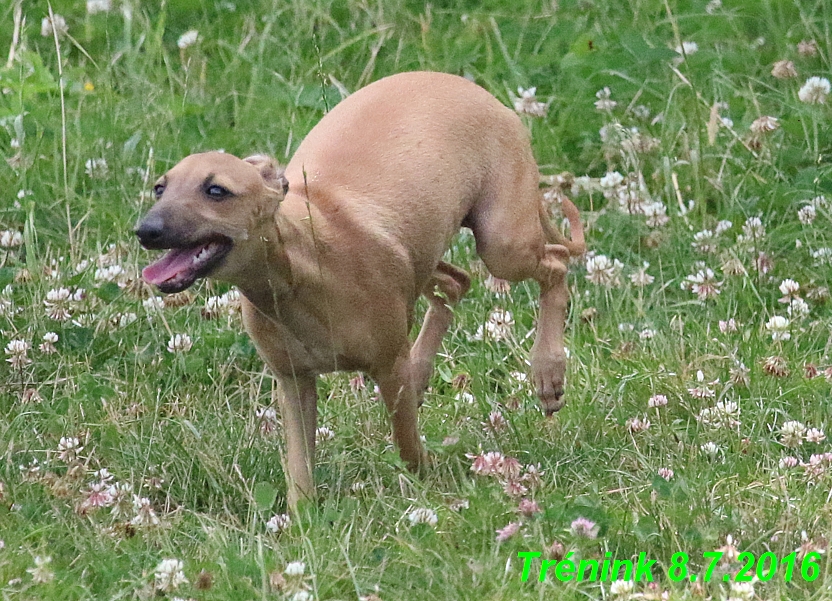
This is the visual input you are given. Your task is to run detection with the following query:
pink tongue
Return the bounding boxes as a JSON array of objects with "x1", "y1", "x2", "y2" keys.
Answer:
[{"x1": 142, "y1": 247, "x2": 201, "y2": 285}]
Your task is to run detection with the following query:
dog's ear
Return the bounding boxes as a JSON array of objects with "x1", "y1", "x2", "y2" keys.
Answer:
[{"x1": 244, "y1": 154, "x2": 289, "y2": 196}]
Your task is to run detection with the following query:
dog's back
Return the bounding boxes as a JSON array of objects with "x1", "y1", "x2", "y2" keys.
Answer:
[{"x1": 281, "y1": 71, "x2": 541, "y2": 291}]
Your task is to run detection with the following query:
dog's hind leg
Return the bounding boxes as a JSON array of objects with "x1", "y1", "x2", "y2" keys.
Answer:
[
  {"x1": 375, "y1": 349, "x2": 427, "y2": 473},
  {"x1": 529, "y1": 244, "x2": 571, "y2": 415},
  {"x1": 410, "y1": 261, "x2": 471, "y2": 396},
  {"x1": 479, "y1": 236, "x2": 570, "y2": 415},
  {"x1": 470, "y1": 156, "x2": 579, "y2": 415}
]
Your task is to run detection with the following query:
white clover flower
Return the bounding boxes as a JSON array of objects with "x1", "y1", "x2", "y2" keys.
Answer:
[
  {"x1": 94, "y1": 264, "x2": 124, "y2": 282},
  {"x1": 811, "y1": 247, "x2": 832, "y2": 266},
  {"x1": 692, "y1": 229, "x2": 718, "y2": 253},
  {"x1": 41, "y1": 14, "x2": 68, "y2": 37},
  {"x1": 715, "y1": 220, "x2": 733, "y2": 235},
  {"x1": 798, "y1": 77, "x2": 831, "y2": 104},
  {"x1": 0, "y1": 230, "x2": 23, "y2": 248},
  {"x1": 154, "y1": 558, "x2": 188, "y2": 592},
  {"x1": 57, "y1": 436, "x2": 83, "y2": 462},
  {"x1": 570, "y1": 517, "x2": 599, "y2": 538},
  {"x1": 315, "y1": 426, "x2": 335, "y2": 443},
  {"x1": 143, "y1": 296, "x2": 165, "y2": 311},
  {"x1": 780, "y1": 420, "x2": 807, "y2": 448},
  {"x1": 765, "y1": 315, "x2": 791, "y2": 341},
  {"x1": 631, "y1": 104, "x2": 651, "y2": 119},
  {"x1": 675, "y1": 41, "x2": 699, "y2": 55},
  {"x1": 5, "y1": 339, "x2": 31, "y2": 369},
  {"x1": 81, "y1": 481, "x2": 115, "y2": 510},
  {"x1": 639, "y1": 328, "x2": 656, "y2": 340},
  {"x1": 771, "y1": 59, "x2": 798, "y2": 79},
  {"x1": 698, "y1": 401, "x2": 741, "y2": 429},
  {"x1": 788, "y1": 298, "x2": 810, "y2": 318},
  {"x1": 682, "y1": 268, "x2": 722, "y2": 301},
  {"x1": 750, "y1": 115, "x2": 779, "y2": 134},
  {"x1": 626, "y1": 416, "x2": 651, "y2": 433},
  {"x1": 113, "y1": 312, "x2": 137, "y2": 328},
  {"x1": 716, "y1": 400, "x2": 740, "y2": 419},
  {"x1": 657, "y1": 467, "x2": 674, "y2": 480},
  {"x1": 203, "y1": 289, "x2": 242, "y2": 318},
  {"x1": 407, "y1": 507, "x2": 439, "y2": 527},
  {"x1": 266, "y1": 513, "x2": 291, "y2": 533},
  {"x1": 779, "y1": 279, "x2": 800, "y2": 298},
  {"x1": 798, "y1": 39, "x2": 819, "y2": 57},
  {"x1": 798, "y1": 204, "x2": 817, "y2": 225},
  {"x1": 700, "y1": 441, "x2": 720, "y2": 456},
  {"x1": 594, "y1": 87, "x2": 617, "y2": 111},
  {"x1": 256, "y1": 406, "x2": 278, "y2": 420},
  {"x1": 585, "y1": 254, "x2": 624, "y2": 288},
  {"x1": 27, "y1": 555, "x2": 54, "y2": 584},
  {"x1": 39, "y1": 332, "x2": 58, "y2": 354},
  {"x1": 255, "y1": 406, "x2": 279, "y2": 435},
  {"x1": 167, "y1": 333, "x2": 193, "y2": 353},
  {"x1": 806, "y1": 428, "x2": 826, "y2": 443},
  {"x1": 473, "y1": 308, "x2": 513, "y2": 341},
  {"x1": 284, "y1": 561, "x2": 306, "y2": 577},
  {"x1": 629, "y1": 262, "x2": 654, "y2": 286},
  {"x1": 721, "y1": 116, "x2": 734, "y2": 129},
  {"x1": 610, "y1": 578, "x2": 635, "y2": 597},
  {"x1": 730, "y1": 580, "x2": 755, "y2": 600},
  {"x1": 177, "y1": 29, "x2": 199, "y2": 49},
  {"x1": 642, "y1": 200, "x2": 669, "y2": 228},
  {"x1": 648, "y1": 394, "x2": 668, "y2": 408},
  {"x1": 513, "y1": 87, "x2": 548, "y2": 118},
  {"x1": 131, "y1": 496, "x2": 161, "y2": 527},
  {"x1": 86, "y1": 0, "x2": 112, "y2": 14},
  {"x1": 742, "y1": 216, "x2": 765, "y2": 239},
  {"x1": 705, "y1": 0, "x2": 722, "y2": 13},
  {"x1": 85, "y1": 158, "x2": 108, "y2": 178},
  {"x1": 599, "y1": 171, "x2": 625, "y2": 189},
  {"x1": 779, "y1": 456, "x2": 799, "y2": 469}
]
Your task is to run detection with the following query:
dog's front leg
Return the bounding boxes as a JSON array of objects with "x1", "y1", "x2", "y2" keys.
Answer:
[
  {"x1": 275, "y1": 372, "x2": 318, "y2": 510},
  {"x1": 375, "y1": 351, "x2": 427, "y2": 473}
]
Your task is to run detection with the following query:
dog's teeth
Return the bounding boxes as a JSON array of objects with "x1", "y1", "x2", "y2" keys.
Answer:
[{"x1": 192, "y1": 243, "x2": 218, "y2": 265}]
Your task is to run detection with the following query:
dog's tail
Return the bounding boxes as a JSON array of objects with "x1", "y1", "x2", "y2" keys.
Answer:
[{"x1": 539, "y1": 197, "x2": 586, "y2": 256}]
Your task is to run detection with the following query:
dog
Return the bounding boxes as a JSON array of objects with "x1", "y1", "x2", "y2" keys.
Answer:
[{"x1": 135, "y1": 71, "x2": 585, "y2": 509}]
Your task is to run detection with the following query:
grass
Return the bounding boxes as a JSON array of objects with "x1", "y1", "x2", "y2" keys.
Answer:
[{"x1": 1, "y1": 0, "x2": 832, "y2": 599}]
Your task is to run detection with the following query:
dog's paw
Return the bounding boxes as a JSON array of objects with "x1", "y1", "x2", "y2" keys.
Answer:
[{"x1": 531, "y1": 355, "x2": 566, "y2": 416}]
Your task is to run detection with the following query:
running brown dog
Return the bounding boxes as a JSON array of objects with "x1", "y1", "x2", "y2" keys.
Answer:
[{"x1": 135, "y1": 71, "x2": 585, "y2": 509}]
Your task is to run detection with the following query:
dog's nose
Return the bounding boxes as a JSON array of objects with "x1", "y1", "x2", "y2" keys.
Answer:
[{"x1": 135, "y1": 213, "x2": 165, "y2": 248}]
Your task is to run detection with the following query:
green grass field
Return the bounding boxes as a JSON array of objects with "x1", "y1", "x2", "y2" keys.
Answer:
[{"x1": 1, "y1": 0, "x2": 832, "y2": 599}]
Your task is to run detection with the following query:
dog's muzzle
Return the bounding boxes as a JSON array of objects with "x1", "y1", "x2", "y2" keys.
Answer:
[
  {"x1": 135, "y1": 213, "x2": 167, "y2": 249},
  {"x1": 135, "y1": 211, "x2": 233, "y2": 293}
]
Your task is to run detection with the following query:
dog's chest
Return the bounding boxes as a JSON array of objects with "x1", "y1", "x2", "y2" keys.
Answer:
[{"x1": 244, "y1": 297, "x2": 370, "y2": 375}]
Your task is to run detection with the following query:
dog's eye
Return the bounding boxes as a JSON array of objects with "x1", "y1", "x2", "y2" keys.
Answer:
[
  {"x1": 205, "y1": 185, "x2": 231, "y2": 200},
  {"x1": 153, "y1": 184, "x2": 165, "y2": 199}
]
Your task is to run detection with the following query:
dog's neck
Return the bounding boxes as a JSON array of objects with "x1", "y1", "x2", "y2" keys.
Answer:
[{"x1": 232, "y1": 197, "x2": 325, "y2": 320}]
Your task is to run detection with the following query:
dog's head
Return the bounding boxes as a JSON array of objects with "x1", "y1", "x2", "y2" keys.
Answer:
[{"x1": 135, "y1": 151, "x2": 288, "y2": 293}]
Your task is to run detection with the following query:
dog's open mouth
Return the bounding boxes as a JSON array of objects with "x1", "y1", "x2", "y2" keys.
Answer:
[{"x1": 142, "y1": 236, "x2": 233, "y2": 293}]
